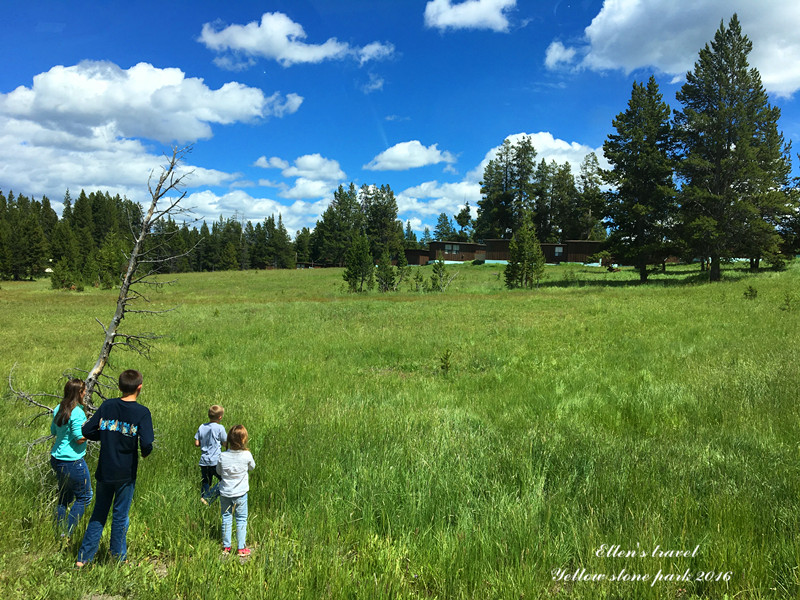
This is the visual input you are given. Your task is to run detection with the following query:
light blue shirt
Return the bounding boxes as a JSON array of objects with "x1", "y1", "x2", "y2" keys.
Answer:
[
  {"x1": 195, "y1": 422, "x2": 227, "y2": 466},
  {"x1": 50, "y1": 405, "x2": 88, "y2": 461}
]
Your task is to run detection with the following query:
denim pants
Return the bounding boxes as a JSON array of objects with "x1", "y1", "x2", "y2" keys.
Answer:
[
  {"x1": 220, "y1": 493, "x2": 248, "y2": 550},
  {"x1": 77, "y1": 480, "x2": 136, "y2": 563},
  {"x1": 50, "y1": 455, "x2": 93, "y2": 535},
  {"x1": 200, "y1": 465, "x2": 220, "y2": 502}
]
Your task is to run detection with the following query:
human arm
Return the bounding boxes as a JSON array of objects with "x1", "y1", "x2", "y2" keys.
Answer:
[
  {"x1": 194, "y1": 439, "x2": 200, "y2": 447},
  {"x1": 82, "y1": 407, "x2": 102, "y2": 441},
  {"x1": 70, "y1": 410, "x2": 88, "y2": 446},
  {"x1": 247, "y1": 451, "x2": 255, "y2": 472},
  {"x1": 139, "y1": 411, "x2": 154, "y2": 458}
]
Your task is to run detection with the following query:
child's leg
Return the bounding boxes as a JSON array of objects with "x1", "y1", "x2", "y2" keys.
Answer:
[
  {"x1": 77, "y1": 480, "x2": 115, "y2": 564},
  {"x1": 65, "y1": 458, "x2": 93, "y2": 535},
  {"x1": 220, "y1": 496, "x2": 234, "y2": 549},
  {"x1": 233, "y1": 493, "x2": 248, "y2": 550},
  {"x1": 50, "y1": 456, "x2": 74, "y2": 531},
  {"x1": 200, "y1": 466, "x2": 214, "y2": 500},
  {"x1": 108, "y1": 481, "x2": 135, "y2": 561}
]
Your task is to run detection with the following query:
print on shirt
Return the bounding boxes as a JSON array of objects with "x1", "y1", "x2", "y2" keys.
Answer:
[{"x1": 99, "y1": 418, "x2": 138, "y2": 437}]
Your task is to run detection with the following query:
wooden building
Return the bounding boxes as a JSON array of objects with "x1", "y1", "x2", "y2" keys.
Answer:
[
  {"x1": 428, "y1": 241, "x2": 486, "y2": 262},
  {"x1": 483, "y1": 239, "x2": 604, "y2": 263},
  {"x1": 404, "y1": 248, "x2": 431, "y2": 266}
]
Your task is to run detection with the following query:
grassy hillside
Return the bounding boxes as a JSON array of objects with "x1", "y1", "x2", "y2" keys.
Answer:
[{"x1": 1, "y1": 262, "x2": 798, "y2": 599}]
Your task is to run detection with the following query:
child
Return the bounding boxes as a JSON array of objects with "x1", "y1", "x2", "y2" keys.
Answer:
[
  {"x1": 195, "y1": 405, "x2": 227, "y2": 504},
  {"x1": 76, "y1": 369, "x2": 154, "y2": 567},
  {"x1": 216, "y1": 425, "x2": 255, "y2": 556},
  {"x1": 50, "y1": 378, "x2": 92, "y2": 536}
]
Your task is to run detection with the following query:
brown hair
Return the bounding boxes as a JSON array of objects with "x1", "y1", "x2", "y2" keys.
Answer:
[
  {"x1": 119, "y1": 369, "x2": 143, "y2": 395},
  {"x1": 55, "y1": 379, "x2": 87, "y2": 427},
  {"x1": 208, "y1": 405, "x2": 224, "y2": 420},
  {"x1": 227, "y1": 425, "x2": 249, "y2": 451}
]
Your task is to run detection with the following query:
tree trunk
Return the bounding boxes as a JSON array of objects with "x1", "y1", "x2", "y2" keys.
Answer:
[
  {"x1": 638, "y1": 260, "x2": 648, "y2": 283},
  {"x1": 710, "y1": 254, "x2": 721, "y2": 281}
]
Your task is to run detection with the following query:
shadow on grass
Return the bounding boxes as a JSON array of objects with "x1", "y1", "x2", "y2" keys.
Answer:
[{"x1": 535, "y1": 263, "x2": 787, "y2": 289}]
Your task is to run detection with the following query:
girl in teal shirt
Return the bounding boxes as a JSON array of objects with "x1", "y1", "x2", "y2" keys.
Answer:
[{"x1": 50, "y1": 379, "x2": 93, "y2": 535}]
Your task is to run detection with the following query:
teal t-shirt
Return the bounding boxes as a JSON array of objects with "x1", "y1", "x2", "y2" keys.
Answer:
[{"x1": 50, "y1": 405, "x2": 88, "y2": 461}]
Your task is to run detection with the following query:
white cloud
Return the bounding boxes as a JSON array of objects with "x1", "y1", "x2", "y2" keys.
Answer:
[
  {"x1": 364, "y1": 140, "x2": 457, "y2": 171},
  {"x1": 282, "y1": 153, "x2": 345, "y2": 182},
  {"x1": 184, "y1": 189, "x2": 328, "y2": 232},
  {"x1": 548, "y1": 0, "x2": 800, "y2": 97},
  {"x1": 0, "y1": 115, "x2": 239, "y2": 212},
  {"x1": 255, "y1": 156, "x2": 290, "y2": 169},
  {"x1": 279, "y1": 177, "x2": 333, "y2": 200},
  {"x1": 544, "y1": 41, "x2": 577, "y2": 70},
  {"x1": 199, "y1": 12, "x2": 395, "y2": 68},
  {"x1": 466, "y1": 131, "x2": 608, "y2": 182},
  {"x1": 359, "y1": 42, "x2": 396, "y2": 65},
  {"x1": 396, "y1": 181, "x2": 481, "y2": 218},
  {"x1": 424, "y1": 0, "x2": 516, "y2": 33},
  {"x1": 361, "y1": 73, "x2": 385, "y2": 94},
  {"x1": 255, "y1": 153, "x2": 346, "y2": 200},
  {"x1": 0, "y1": 61, "x2": 299, "y2": 144}
]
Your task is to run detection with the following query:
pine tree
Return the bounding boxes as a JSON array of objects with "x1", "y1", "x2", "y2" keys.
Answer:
[
  {"x1": 218, "y1": 242, "x2": 239, "y2": 270},
  {"x1": 454, "y1": 202, "x2": 474, "y2": 242},
  {"x1": 603, "y1": 76, "x2": 677, "y2": 282},
  {"x1": 375, "y1": 250, "x2": 395, "y2": 292},
  {"x1": 403, "y1": 221, "x2": 418, "y2": 249},
  {"x1": 505, "y1": 211, "x2": 545, "y2": 289},
  {"x1": 343, "y1": 233, "x2": 374, "y2": 292},
  {"x1": 433, "y1": 212, "x2": 457, "y2": 241},
  {"x1": 674, "y1": 14, "x2": 794, "y2": 280}
]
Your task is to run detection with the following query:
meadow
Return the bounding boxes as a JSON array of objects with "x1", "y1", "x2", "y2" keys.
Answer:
[{"x1": 1, "y1": 261, "x2": 798, "y2": 599}]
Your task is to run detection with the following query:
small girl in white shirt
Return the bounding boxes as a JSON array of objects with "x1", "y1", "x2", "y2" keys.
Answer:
[{"x1": 216, "y1": 424, "x2": 255, "y2": 556}]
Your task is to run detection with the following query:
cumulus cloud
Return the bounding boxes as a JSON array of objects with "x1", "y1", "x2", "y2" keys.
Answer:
[
  {"x1": 364, "y1": 140, "x2": 457, "y2": 171},
  {"x1": 466, "y1": 131, "x2": 608, "y2": 182},
  {"x1": 255, "y1": 152, "x2": 346, "y2": 200},
  {"x1": 544, "y1": 41, "x2": 577, "y2": 70},
  {"x1": 547, "y1": 0, "x2": 800, "y2": 97},
  {"x1": 424, "y1": 0, "x2": 517, "y2": 32},
  {"x1": 0, "y1": 61, "x2": 300, "y2": 144},
  {"x1": 199, "y1": 12, "x2": 395, "y2": 68},
  {"x1": 254, "y1": 156, "x2": 290, "y2": 169},
  {"x1": 184, "y1": 189, "x2": 329, "y2": 232},
  {"x1": 0, "y1": 117, "x2": 238, "y2": 212},
  {"x1": 396, "y1": 181, "x2": 481, "y2": 218}
]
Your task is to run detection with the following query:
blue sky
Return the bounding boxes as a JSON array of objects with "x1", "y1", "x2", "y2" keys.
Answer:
[{"x1": 2, "y1": 0, "x2": 800, "y2": 236}]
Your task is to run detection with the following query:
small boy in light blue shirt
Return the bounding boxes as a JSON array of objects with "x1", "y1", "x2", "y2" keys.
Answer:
[{"x1": 194, "y1": 405, "x2": 227, "y2": 504}]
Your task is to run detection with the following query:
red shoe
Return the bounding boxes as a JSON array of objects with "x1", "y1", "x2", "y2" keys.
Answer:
[
  {"x1": 238, "y1": 548, "x2": 251, "y2": 557},
  {"x1": 222, "y1": 547, "x2": 231, "y2": 555}
]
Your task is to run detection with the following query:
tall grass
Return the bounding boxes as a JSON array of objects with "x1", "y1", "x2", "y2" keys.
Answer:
[{"x1": 1, "y1": 262, "x2": 798, "y2": 599}]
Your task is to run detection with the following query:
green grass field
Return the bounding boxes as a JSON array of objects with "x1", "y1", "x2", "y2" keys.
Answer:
[{"x1": 1, "y1": 262, "x2": 799, "y2": 599}]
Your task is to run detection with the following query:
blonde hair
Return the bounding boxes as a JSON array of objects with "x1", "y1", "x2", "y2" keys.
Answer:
[
  {"x1": 227, "y1": 425, "x2": 249, "y2": 451},
  {"x1": 208, "y1": 405, "x2": 224, "y2": 420}
]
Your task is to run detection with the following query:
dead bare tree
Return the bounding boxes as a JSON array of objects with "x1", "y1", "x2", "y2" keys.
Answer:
[{"x1": 9, "y1": 146, "x2": 196, "y2": 435}]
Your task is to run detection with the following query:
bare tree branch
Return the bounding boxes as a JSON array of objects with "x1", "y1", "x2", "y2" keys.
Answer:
[{"x1": 82, "y1": 146, "x2": 194, "y2": 405}]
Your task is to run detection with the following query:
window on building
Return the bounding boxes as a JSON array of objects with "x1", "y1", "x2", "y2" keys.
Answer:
[{"x1": 555, "y1": 246, "x2": 564, "y2": 256}]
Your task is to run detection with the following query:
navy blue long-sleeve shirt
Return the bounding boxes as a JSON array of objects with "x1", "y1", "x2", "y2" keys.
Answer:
[{"x1": 82, "y1": 397, "x2": 154, "y2": 483}]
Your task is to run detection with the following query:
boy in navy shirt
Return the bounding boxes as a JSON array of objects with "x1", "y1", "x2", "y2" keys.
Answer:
[{"x1": 76, "y1": 369, "x2": 153, "y2": 566}]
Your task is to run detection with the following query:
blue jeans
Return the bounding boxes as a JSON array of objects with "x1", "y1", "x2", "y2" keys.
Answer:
[
  {"x1": 221, "y1": 493, "x2": 248, "y2": 550},
  {"x1": 50, "y1": 455, "x2": 93, "y2": 535},
  {"x1": 200, "y1": 465, "x2": 220, "y2": 502},
  {"x1": 77, "y1": 480, "x2": 135, "y2": 563}
]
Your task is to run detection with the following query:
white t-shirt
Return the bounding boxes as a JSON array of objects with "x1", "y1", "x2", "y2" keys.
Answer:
[{"x1": 216, "y1": 450, "x2": 255, "y2": 497}]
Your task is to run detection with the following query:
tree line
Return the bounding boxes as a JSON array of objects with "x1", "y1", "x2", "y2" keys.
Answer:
[
  {"x1": 504, "y1": 15, "x2": 799, "y2": 286},
  {"x1": 1, "y1": 16, "x2": 798, "y2": 289}
]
